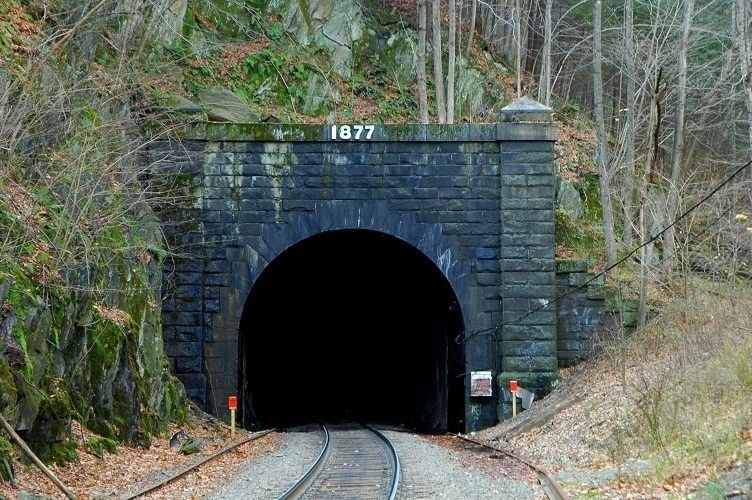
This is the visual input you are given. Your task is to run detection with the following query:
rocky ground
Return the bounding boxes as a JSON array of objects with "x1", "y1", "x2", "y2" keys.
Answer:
[
  {"x1": 1, "y1": 355, "x2": 750, "y2": 499},
  {"x1": 476, "y1": 360, "x2": 752, "y2": 499}
]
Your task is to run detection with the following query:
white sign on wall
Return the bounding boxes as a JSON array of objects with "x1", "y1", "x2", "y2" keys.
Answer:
[{"x1": 470, "y1": 371, "x2": 493, "y2": 397}]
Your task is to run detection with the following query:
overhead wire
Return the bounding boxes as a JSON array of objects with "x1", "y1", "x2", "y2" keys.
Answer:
[{"x1": 454, "y1": 158, "x2": 752, "y2": 343}]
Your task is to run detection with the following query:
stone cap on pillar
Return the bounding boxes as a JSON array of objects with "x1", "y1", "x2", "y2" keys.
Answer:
[{"x1": 500, "y1": 96, "x2": 552, "y2": 123}]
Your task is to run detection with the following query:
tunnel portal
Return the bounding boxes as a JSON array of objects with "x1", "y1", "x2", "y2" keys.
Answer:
[{"x1": 239, "y1": 229, "x2": 465, "y2": 433}]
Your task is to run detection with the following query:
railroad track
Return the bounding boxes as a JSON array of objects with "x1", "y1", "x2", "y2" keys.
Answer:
[
  {"x1": 279, "y1": 423, "x2": 400, "y2": 499},
  {"x1": 454, "y1": 434, "x2": 569, "y2": 500}
]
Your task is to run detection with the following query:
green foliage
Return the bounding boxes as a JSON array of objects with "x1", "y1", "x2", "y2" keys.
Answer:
[
  {"x1": 555, "y1": 174, "x2": 606, "y2": 260},
  {"x1": 0, "y1": 438, "x2": 12, "y2": 481},
  {"x1": 179, "y1": 438, "x2": 200, "y2": 455},
  {"x1": 265, "y1": 22, "x2": 284, "y2": 40},
  {"x1": 86, "y1": 436, "x2": 118, "y2": 457}
]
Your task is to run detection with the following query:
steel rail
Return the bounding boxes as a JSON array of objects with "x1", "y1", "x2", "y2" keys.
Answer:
[
  {"x1": 278, "y1": 424, "x2": 331, "y2": 500},
  {"x1": 363, "y1": 424, "x2": 401, "y2": 500},
  {"x1": 279, "y1": 423, "x2": 400, "y2": 499},
  {"x1": 119, "y1": 428, "x2": 275, "y2": 500},
  {"x1": 454, "y1": 434, "x2": 569, "y2": 500}
]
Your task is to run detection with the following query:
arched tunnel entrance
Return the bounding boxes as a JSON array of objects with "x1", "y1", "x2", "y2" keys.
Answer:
[{"x1": 238, "y1": 229, "x2": 465, "y2": 433}]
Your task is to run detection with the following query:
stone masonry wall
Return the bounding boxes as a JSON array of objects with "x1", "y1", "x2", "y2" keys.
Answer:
[{"x1": 148, "y1": 101, "x2": 558, "y2": 432}]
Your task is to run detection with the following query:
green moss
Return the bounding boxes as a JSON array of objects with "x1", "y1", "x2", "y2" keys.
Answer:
[
  {"x1": 86, "y1": 436, "x2": 118, "y2": 457},
  {"x1": 47, "y1": 441, "x2": 78, "y2": 467},
  {"x1": 0, "y1": 438, "x2": 12, "y2": 481},
  {"x1": 0, "y1": 357, "x2": 17, "y2": 411},
  {"x1": 88, "y1": 419, "x2": 117, "y2": 440},
  {"x1": 90, "y1": 321, "x2": 123, "y2": 385},
  {"x1": 188, "y1": 0, "x2": 265, "y2": 39},
  {"x1": 163, "y1": 374, "x2": 188, "y2": 423}
]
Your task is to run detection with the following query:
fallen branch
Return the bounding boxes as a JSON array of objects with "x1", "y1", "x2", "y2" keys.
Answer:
[{"x1": 0, "y1": 413, "x2": 77, "y2": 499}]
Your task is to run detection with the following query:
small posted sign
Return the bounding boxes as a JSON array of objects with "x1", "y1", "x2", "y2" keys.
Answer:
[
  {"x1": 228, "y1": 396, "x2": 237, "y2": 437},
  {"x1": 470, "y1": 371, "x2": 493, "y2": 397}
]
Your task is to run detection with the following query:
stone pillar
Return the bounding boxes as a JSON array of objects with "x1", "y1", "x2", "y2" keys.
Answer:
[{"x1": 496, "y1": 97, "x2": 558, "y2": 419}]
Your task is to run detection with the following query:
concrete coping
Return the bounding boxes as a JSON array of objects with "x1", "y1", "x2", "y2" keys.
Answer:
[
  {"x1": 176, "y1": 121, "x2": 557, "y2": 143},
  {"x1": 500, "y1": 96, "x2": 553, "y2": 123}
]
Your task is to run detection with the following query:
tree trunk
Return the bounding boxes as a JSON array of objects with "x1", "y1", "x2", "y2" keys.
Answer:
[
  {"x1": 638, "y1": 203, "x2": 648, "y2": 330},
  {"x1": 736, "y1": 0, "x2": 752, "y2": 173},
  {"x1": 447, "y1": 0, "x2": 457, "y2": 123},
  {"x1": 465, "y1": 0, "x2": 477, "y2": 58},
  {"x1": 432, "y1": 0, "x2": 446, "y2": 123},
  {"x1": 593, "y1": 0, "x2": 618, "y2": 267},
  {"x1": 663, "y1": 0, "x2": 693, "y2": 276},
  {"x1": 622, "y1": 0, "x2": 636, "y2": 248},
  {"x1": 525, "y1": 0, "x2": 544, "y2": 75},
  {"x1": 418, "y1": 0, "x2": 429, "y2": 123},
  {"x1": 515, "y1": 0, "x2": 522, "y2": 98},
  {"x1": 537, "y1": 0, "x2": 552, "y2": 105}
]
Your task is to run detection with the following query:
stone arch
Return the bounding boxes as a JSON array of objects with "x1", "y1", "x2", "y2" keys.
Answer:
[{"x1": 218, "y1": 200, "x2": 471, "y2": 336}]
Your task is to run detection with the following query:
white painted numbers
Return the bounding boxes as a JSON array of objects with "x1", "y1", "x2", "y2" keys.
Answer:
[{"x1": 330, "y1": 124, "x2": 375, "y2": 140}]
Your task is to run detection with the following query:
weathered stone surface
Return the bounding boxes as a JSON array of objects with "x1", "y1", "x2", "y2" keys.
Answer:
[
  {"x1": 146, "y1": 120, "x2": 618, "y2": 432},
  {"x1": 302, "y1": 74, "x2": 340, "y2": 116},
  {"x1": 162, "y1": 95, "x2": 203, "y2": 114},
  {"x1": 0, "y1": 215, "x2": 185, "y2": 463},
  {"x1": 198, "y1": 88, "x2": 260, "y2": 123},
  {"x1": 273, "y1": 0, "x2": 364, "y2": 78},
  {"x1": 556, "y1": 177, "x2": 583, "y2": 221},
  {"x1": 500, "y1": 96, "x2": 553, "y2": 122}
]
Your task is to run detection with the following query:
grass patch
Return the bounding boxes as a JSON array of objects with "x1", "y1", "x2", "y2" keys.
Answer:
[{"x1": 622, "y1": 281, "x2": 752, "y2": 482}]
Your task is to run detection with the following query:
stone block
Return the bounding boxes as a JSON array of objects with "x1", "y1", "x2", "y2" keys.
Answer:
[
  {"x1": 164, "y1": 341, "x2": 202, "y2": 358},
  {"x1": 176, "y1": 326, "x2": 203, "y2": 342},
  {"x1": 501, "y1": 355, "x2": 558, "y2": 372},
  {"x1": 500, "y1": 324, "x2": 556, "y2": 341},
  {"x1": 556, "y1": 259, "x2": 589, "y2": 273},
  {"x1": 499, "y1": 284, "x2": 555, "y2": 299},
  {"x1": 175, "y1": 357, "x2": 203, "y2": 373},
  {"x1": 568, "y1": 272, "x2": 594, "y2": 287},
  {"x1": 501, "y1": 340, "x2": 556, "y2": 357},
  {"x1": 502, "y1": 259, "x2": 555, "y2": 272}
]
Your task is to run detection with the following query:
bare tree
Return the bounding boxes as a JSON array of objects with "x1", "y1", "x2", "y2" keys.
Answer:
[
  {"x1": 465, "y1": 0, "x2": 477, "y2": 58},
  {"x1": 622, "y1": 0, "x2": 636, "y2": 249},
  {"x1": 663, "y1": 0, "x2": 694, "y2": 275},
  {"x1": 736, "y1": 0, "x2": 752, "y2": 170},
  {"x1": 418, "y1": 0, "x2": 429, "y2": 123},
  {"x1": 432, "y1": 0, "x2": 446, "y2": 123},
  {"x1": 447, "y1": 0, "x2": 457, "y2": 123},
  {"x1": 515, "y1": 0, "x2": 522, "y2": 98},
  {"x1": 593, "y1": 0, "x2": 617, "y2": 267},
  {"x1": 537, "y1": 0, "x2": 552, "y2": 106}
]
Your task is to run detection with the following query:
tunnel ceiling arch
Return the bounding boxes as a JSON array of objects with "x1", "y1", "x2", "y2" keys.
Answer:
[{"x1": 239, "y1": 229, "x2": 466, "y2": 433}]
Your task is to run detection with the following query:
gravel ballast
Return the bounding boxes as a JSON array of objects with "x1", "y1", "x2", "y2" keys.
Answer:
[
  {"x1": 204, "y1": 427, "x2": 539, "y2": 499},
  {"x1": 204, "y1": 428, "x2": 324, "y2": 499}
]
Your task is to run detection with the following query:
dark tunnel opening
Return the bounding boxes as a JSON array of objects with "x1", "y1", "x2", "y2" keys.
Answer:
[{"x1": 238, "y1": 229, "x2": 465, "y2": 433}]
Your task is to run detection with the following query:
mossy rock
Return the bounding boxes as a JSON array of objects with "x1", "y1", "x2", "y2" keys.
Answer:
[
  {"x1": 28, "y1": 438, "x2": 77, "y2": 467},
  {"x1": 187, "y1": 0, "x2": 263, "y2": 39},
  {"x1": 0, "y1": 438, "x2": 12, "y2": 481},
  {"x1": 86, "y1": 436, "x2": 118, "y2": 458}
]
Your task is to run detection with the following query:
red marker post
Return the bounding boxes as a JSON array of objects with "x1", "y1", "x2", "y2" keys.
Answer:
[
  {"x1": 509, "y1": 381, "x2": 518, "y2": 417},
  {"x1": 228, "y1": 396, "x2": 238, "y2": 437}
]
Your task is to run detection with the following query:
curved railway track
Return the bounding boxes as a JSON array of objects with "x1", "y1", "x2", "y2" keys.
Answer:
[
  {"x1": 279, "y1": 423, "x2": 400, "y2": 499},
  {"x1": 455, "y1": 434, "x2": 569, "y2": 500}
]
